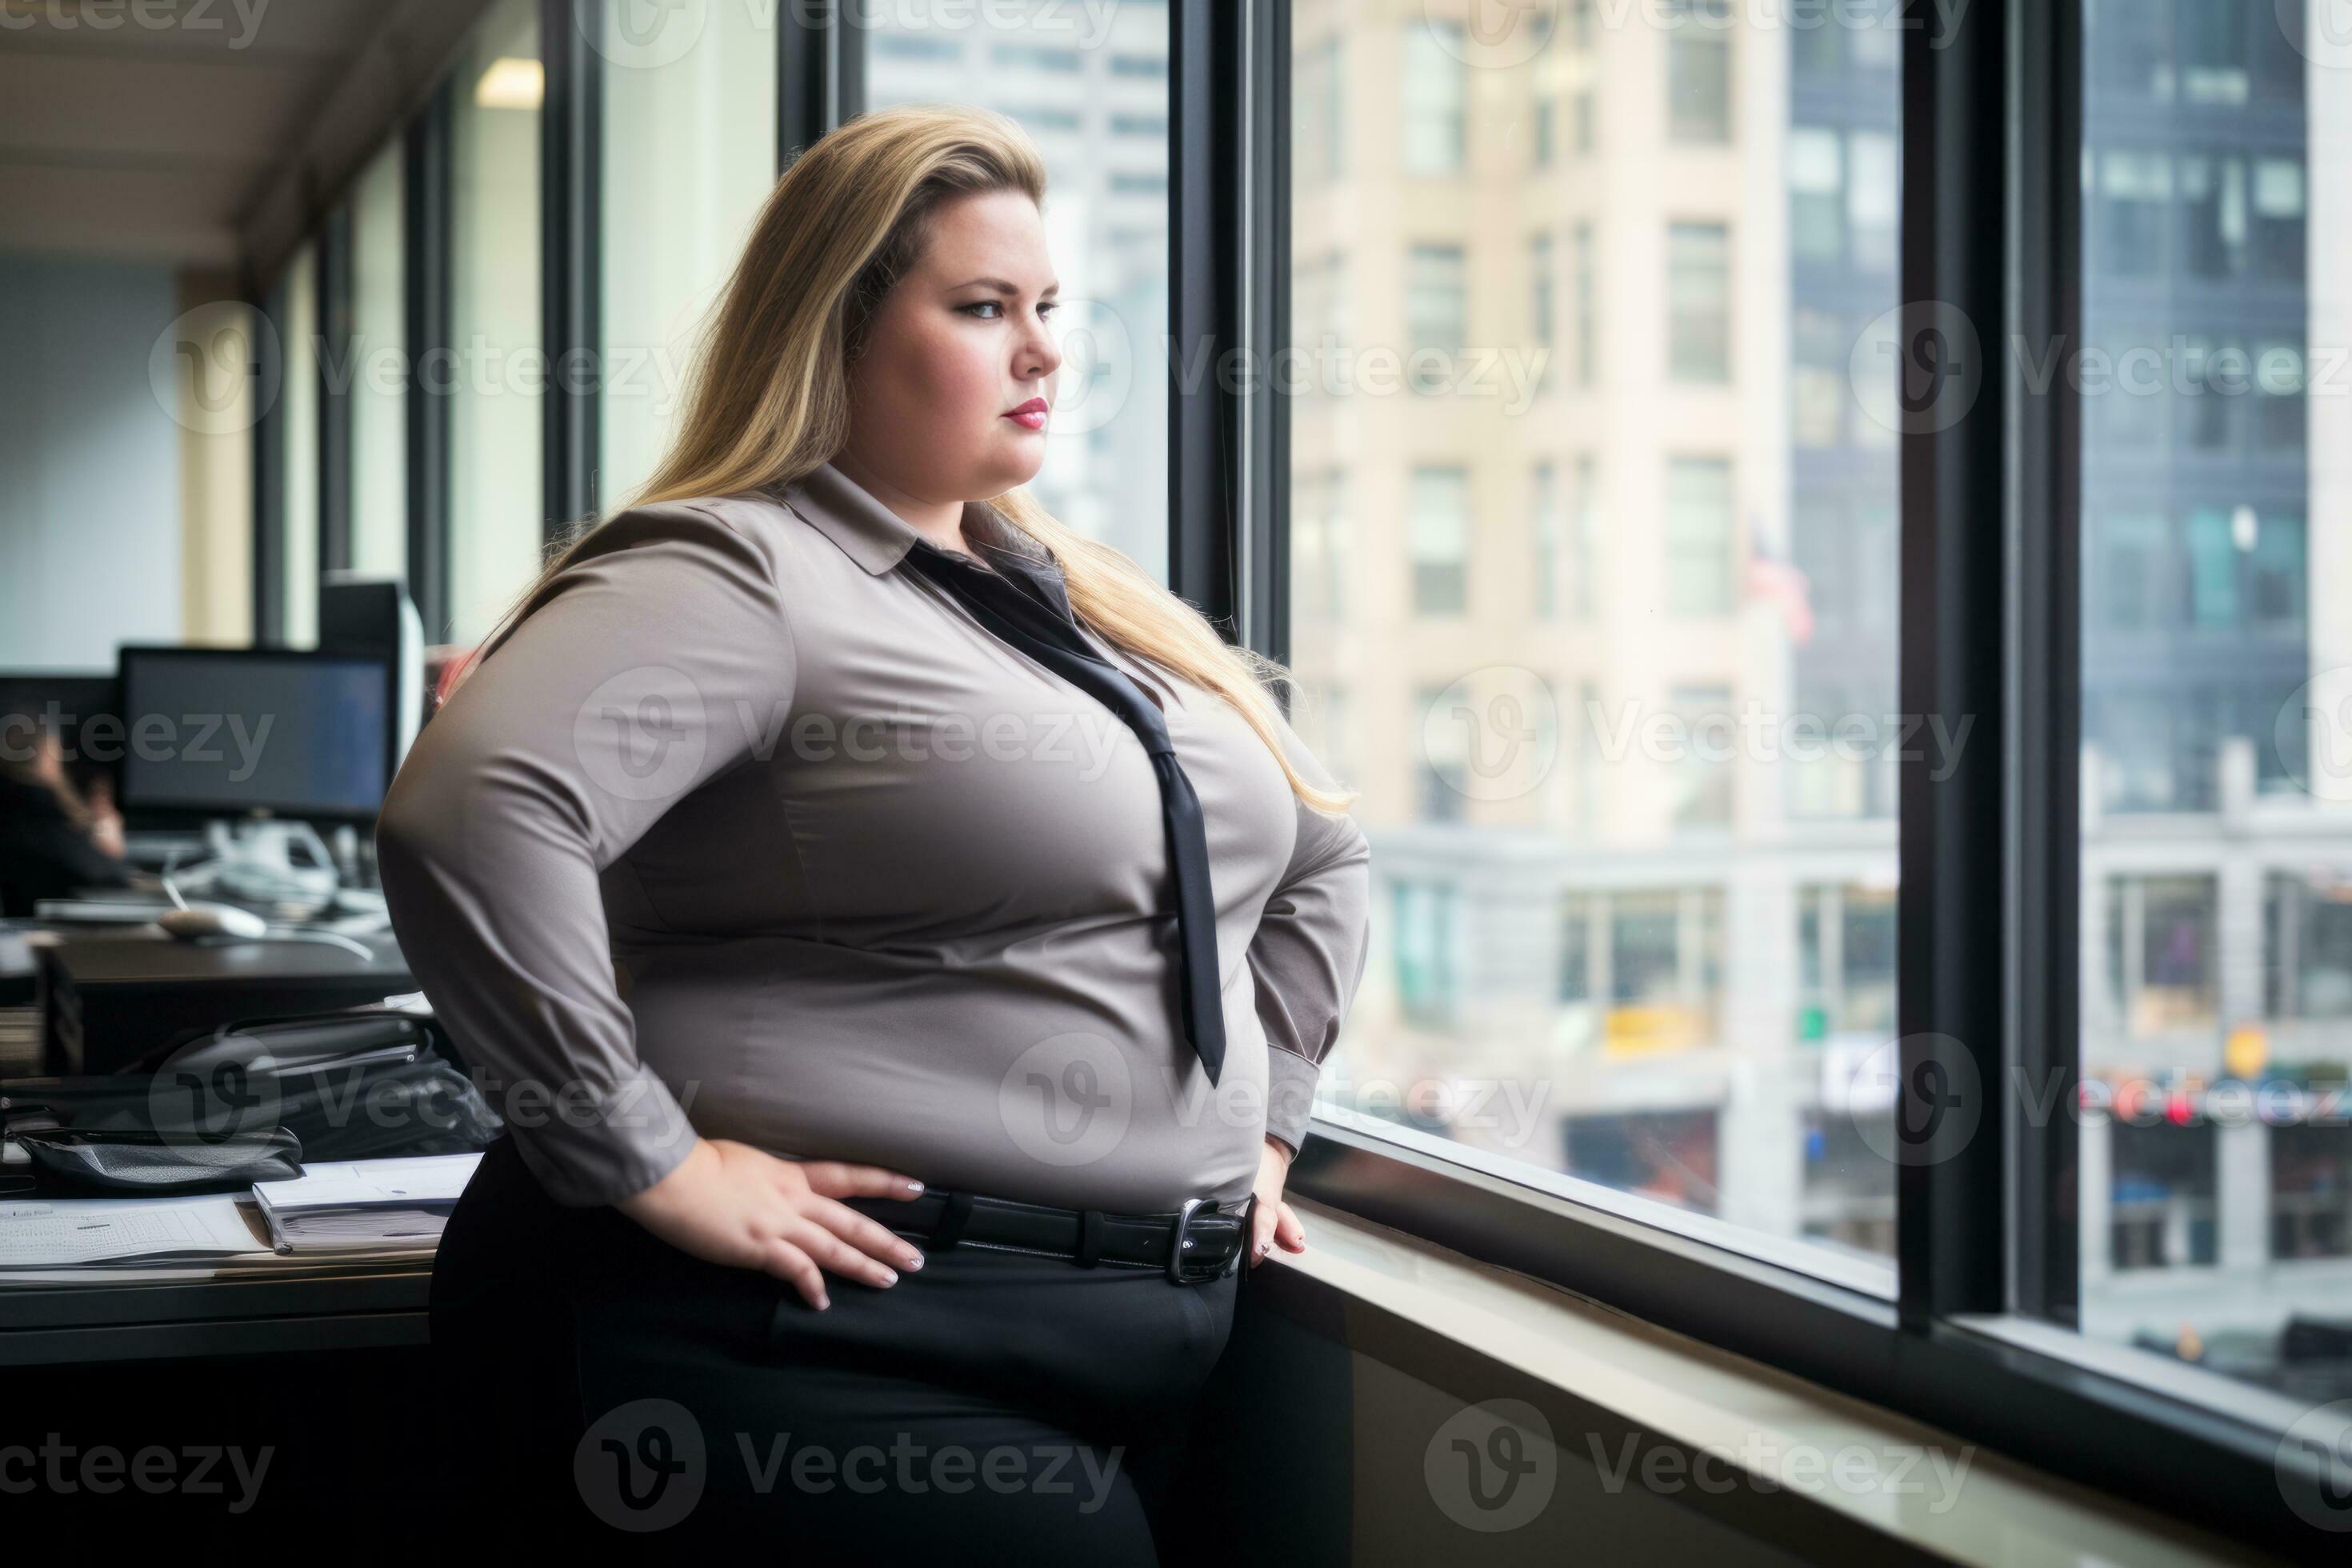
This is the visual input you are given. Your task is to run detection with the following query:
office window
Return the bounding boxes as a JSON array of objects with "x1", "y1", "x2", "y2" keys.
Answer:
[
  {"x1": 1790, "y1": 128, "x2": 1843, "y2": 262},
  {"x1": 866, "y1": 2, "x2": 1170, "y2": 577},
  {"x1": 347, "y1": 141, "x2": 405, "y2": 580},
  {"x1": 279, "y1": 242, "x2": 320, "y2": 650},
  {"x1": 1402, "y1": 22, "x2": 1466, "y2": 175},
  {"x1": 1571, "y1": 222, "x2": 1596, "y2": 386},
  {"x1": 1670, "y1": 684, "x2": 1733, "y2": 827},
  {"x1": 1667, "y1": 222, "x2": 1730, "y2": 382},
  {"x1": 600, "y1": 0, "x2": 776, "y2": 509},
  {"x1": 1409, "y1": 466, "x2": 1469, "y2": 614},
  {"x1": 1847, "y1": 131, "x2": 1898, "y2": 274},
  {"x1": 1295, "y1": 36, "x2": 1345, "y2": 185},
  {"x1": 1284, "y1": 2, "x2": 1902, "y2": 1286},
  {"x1": 1666, "y1": 0, "x2": 1733, "y2": 144},
  {"x1": 1531, "y1": 463, "x2": 1558, "y2": 619},
  {"x1": 1394, "y1": 878, "x2": 1460, "y2": 1023},
  {"x1": 446, "y1": 0, "x2": 542, "y2": 646},
  {"x1": 1665, "y1": 458, "x2": 1734, "y2": 614},
  {"x1": 1405, "y1": 244, "x2": 1466, "y2": 394},
  {"x1": 1529, "y1": 233, "x2": 1554, "y2": 392},
  {"x1": 2071, "y1": 13, "x2": 2342, "y2": 1402}
]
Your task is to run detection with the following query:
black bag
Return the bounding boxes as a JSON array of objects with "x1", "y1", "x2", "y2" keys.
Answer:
[{"x1": 2, "y1": 1008, "x2": 502, "y2": 1194}]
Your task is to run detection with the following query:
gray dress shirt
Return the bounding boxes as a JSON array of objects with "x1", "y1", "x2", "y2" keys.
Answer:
[{"x1": 374, "y1": 461, "x2": 1372, "y2": 1213}]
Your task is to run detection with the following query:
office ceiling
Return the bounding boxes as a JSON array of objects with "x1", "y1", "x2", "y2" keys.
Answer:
[{"x1": 0, "y1": 0, "x2": 477, "y2": 270}]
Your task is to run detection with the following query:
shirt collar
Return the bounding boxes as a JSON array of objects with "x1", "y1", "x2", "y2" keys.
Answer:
[{"x1": 781, "y1": 459, "x2": 1062, "y2": 582}]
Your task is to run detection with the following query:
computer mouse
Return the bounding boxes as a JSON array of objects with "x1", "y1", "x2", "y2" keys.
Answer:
[{"x1": 158, "y1": 905, "x2": 270, "y2": 942}]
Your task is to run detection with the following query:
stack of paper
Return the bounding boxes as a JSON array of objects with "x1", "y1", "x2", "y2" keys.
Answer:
[
  {"x1": 0, "y1": 1193, "x2": 276, "y2": 1271},
  {"x1": 250, "y1": 1152, "x2": 482, "y2": 1255}
]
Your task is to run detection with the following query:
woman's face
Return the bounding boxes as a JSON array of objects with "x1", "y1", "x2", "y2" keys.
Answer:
[{"x1": 841, "y1": 189, "x2": 1062, "y2": 511}]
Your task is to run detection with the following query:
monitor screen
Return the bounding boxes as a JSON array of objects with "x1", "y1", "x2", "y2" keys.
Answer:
[{"x1": 118, "y1": 649, "x2": 394, "y2": 819}]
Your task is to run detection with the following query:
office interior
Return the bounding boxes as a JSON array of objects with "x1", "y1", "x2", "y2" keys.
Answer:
[{"x1": 0, "y1": 0, "x2": 2344, "y2": 1558}]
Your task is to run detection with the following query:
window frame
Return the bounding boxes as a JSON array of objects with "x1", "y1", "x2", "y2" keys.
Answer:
[
  {"x1": 238, "y1": 0, "x2": 2334, "y2": 1548},
  {"x1": 1255, "y1": 0, "x2": 2331, "y2": 1554}
]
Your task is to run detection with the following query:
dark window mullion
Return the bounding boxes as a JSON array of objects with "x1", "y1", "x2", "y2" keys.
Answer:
[
  {"x1": 2006, "y1": 0, "x2": 2083, "y2": 1329},
  {"x1": 1169, "y1": 0, "x2": 1241, "y2": 638},
  {"x1": 252, "y1": 275, "x2": 290, "y2": 647},
  {"x1": 542, "y1": 0, "x2": 602, "y2": 533},
  {"x1": 319, "y1": 203, "x2": 355, "y2": 577},
  {"x1": 782, "y1": 0, "x2": 847, "y2": 164},
  {"x1": 405, "y1": 80, "x2": 454, "y2": 645},
  {"x1": 1896, "y1": 0, "x2": 2010, "y2": 1327}
]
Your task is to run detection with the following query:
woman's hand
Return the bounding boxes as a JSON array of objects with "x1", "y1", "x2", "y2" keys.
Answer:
[
  {"x1": 614, "y1": 1137, "x2": 931, "y2": 1311},
  {"x1": 1248, "y1": 1134, "x2": 1309, "y2": 1269}
]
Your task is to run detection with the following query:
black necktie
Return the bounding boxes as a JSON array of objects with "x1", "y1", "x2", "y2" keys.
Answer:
[{"x1": 899, "y1": 538, "x2": 1229, "y2": 1086}]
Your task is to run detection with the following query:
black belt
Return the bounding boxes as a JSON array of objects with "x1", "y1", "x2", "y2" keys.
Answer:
[{"x1": 842, "y1": 1189, "x2": 1256, "y2": 1285}]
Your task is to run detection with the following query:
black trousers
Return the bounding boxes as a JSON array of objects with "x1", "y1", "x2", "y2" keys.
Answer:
[{"x1": 432, "y1": 1135, "x2": 1242, "y2": 1561}]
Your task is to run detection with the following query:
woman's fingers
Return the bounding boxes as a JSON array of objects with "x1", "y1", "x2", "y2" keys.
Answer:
[
  {"x1": 1249, "y1": 1199, "x2": 1306, "y2": 1268},
  {"x1": 758, "y1": 1234, "x2": 830, "y2": 1310},
  {"x1": 803, "y1": 1195, "x2": 929, "y2": 1274},
  {"x1": 794, "y1": 1158, "x2": 929, "y2": 1201},
  {"x1": 781, "y1": 1215, "x2": 906, "y2": 1292}
]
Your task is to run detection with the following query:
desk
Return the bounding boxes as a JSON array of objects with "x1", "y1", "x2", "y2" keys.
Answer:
[
  {"x1": 0, "y1": 1260, "x2": 433, "y2": 1368},
  {"x1": 38, "y1": 928, "x2": 413, "y2": 1073}
]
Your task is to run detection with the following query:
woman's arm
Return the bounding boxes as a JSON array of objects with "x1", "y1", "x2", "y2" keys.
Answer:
[
  {"x1": 376, "y1": 504, "x2": 930, "y2": 1310},
  {"x1": 1250, "y1": 710, "x2": 1374, "y2": 1162},
  {"x1": 374, "y1": 503, "x2": 798, "y2": 1207}
]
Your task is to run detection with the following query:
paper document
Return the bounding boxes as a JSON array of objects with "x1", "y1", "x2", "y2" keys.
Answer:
[
  {"x1": 250, "y1": 1152, "x2": 483, "y2": 1254},
  {"x1": 0, "y1": 1194, "x2": 271, "y2": 1269}
]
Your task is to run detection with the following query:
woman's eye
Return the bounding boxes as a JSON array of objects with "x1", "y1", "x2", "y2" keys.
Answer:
[{"x1": 959, "y1": 301, "x2": 1002, "y2": 320}]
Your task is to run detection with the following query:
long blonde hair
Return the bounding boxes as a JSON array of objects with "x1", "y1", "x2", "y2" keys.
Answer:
[{"x1": 460, "y1": 103, "x2": 1352, "y2": 818}]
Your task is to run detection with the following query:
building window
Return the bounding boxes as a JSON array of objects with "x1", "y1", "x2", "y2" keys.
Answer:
[
  {"x1": 1406, "y1": 243, "x2": 1466, "y2": 394},
  {"x1": 1668, "y1": 222, "x2": 1731, "y2": 382},
  {"x1": 1402, "y1": 22, "x2": 1467, "y2": 175},
  {"x1": 1666, "y1": 458, "x2": 1734, "y2": 614},
  {"x1": 1665, "y1": 0, "x2": 1733, "y2": 144},
  {"x1": 1532, "y1": 463, "x2": 1558, "y2": 619},
  {"x1": 1530, "y1": 232, "x2": 1554, "y2": 392},
  {"x1": 1410, "y1": 466, "x2": 1470, "y2": 614}
]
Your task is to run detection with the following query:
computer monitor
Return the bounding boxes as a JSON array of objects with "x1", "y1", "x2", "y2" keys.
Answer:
[
  {"x1": 319, "y1": 574, "x2": 424, "y2": 760},
  {"x1": 115, "y1": 646, "x2": 398, "y2": 822}
]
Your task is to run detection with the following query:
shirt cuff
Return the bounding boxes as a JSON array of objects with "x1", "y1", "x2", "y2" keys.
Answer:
[
  {"x1": 498, "y1": 1061, "x2": 701, "y2": 1208},
  {"x1": 1264, "y1": 1046, "x2": 1322, "y2": 1161}
]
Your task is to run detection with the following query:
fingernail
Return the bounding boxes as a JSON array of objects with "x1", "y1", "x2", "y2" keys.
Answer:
[
  {"x1": 877, "y1": 1266, "x2": 898, "y2": 1286},
  {"x1": 816, "y1": 1294, "x2": 830, "y2": 1310},
  {"x1": 904, "y1": 1254, "x2": 924, "y2": 1270},
  {"x1": 906, "y1": 1179, "x2": 925, "y2": 1193}
]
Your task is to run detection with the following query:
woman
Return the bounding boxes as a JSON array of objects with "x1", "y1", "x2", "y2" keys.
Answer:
[
  {"x1": 0, "y1": 717, "x2": 130, "y2": 917},
  {"x1": 376, "y1": 104, "x2": 1370, "y2": 1558}
]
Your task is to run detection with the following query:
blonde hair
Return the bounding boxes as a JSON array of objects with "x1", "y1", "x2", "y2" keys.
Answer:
[{"x1": 459, "y1": 103, "x2": 1352, "y2": 818}]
